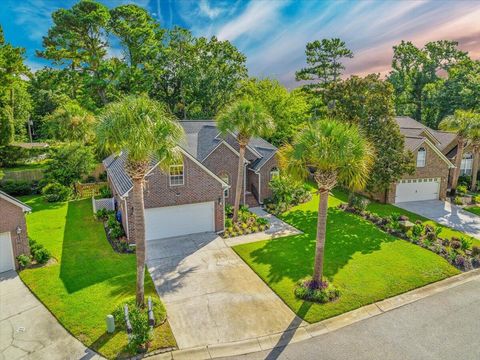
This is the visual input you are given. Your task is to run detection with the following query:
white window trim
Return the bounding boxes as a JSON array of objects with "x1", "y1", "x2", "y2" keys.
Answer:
[
  {"x1": 270, "y1": 167, "x2": 280, "y2": 180},
  {"x1": 169, "y1": 164, "x2": 184, "y2": 186},
  {"x1": 219, "y1": 172, "x2": 230, "y2": 197},
  {"x1": 416, "y1": 147, "x2": 426, "y2": 168}
]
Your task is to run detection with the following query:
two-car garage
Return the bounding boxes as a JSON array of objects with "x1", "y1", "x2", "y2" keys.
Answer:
[
  {"x1": 395, "y1": 178, "x2": 440, "y2": 203},
  {"x1": 145, "y1": 201, "x2": 216, "y2": 241}
]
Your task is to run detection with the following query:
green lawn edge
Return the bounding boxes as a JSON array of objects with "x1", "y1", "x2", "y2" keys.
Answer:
[
  {"x1": 233, "y1": 189, "x2": 460, "y2": 323},
  {"x1": 18, "y1": 196, "x2": 176, "y2": 359}
]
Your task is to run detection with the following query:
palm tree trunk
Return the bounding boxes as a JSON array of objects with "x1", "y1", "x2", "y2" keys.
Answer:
[
  {"x1": 451, "y1": 137, "x2": 464, "y2": 193},
  {"x1": 471, "y1": 146, "x2": 479, "y2": 192},
  {"x1": 312, "y1": 189, "x2": 329, "y2": 286},
  {"x1": 132, "y1": 178, "x2": 146, "y2": 307},
  {"x1": 233, "y1": 144, "x2": 245, "y2": 222}
]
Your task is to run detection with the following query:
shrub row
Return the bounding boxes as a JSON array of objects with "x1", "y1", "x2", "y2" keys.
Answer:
[
  {"x1": 264, "y1": 176, "x2": 312, "y2": 215},
  {"x1": 340, "y1": 203, "x2": 480, "y2": 271},
  {"x1": 17, "y1": 238, "x2": 52, "y2": 268},
  {"x1": 96, "y1": 209, "x2": 131, "y2": 253},
  {"x1": 222, "y1": 205, "x2": 269, "y2": 238}
]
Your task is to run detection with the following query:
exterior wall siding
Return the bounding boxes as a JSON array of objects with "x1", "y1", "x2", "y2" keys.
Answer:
[
  {"x1": 123, "y1": 154, "x2": 225, "y2": 243},
  {"x1": 0, "y1": 199, "x2": 30, "y2": 270}
]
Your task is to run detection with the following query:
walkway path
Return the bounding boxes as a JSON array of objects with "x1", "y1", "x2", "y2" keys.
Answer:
[{"x1": 0, "y1": 271, "x2": 102, "y2": 360}]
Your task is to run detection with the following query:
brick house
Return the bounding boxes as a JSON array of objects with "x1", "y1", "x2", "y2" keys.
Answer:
[
  {"x1": 369, "y1": 117, "x2": 456, "y2": 204},
  {"x1": 0, "y1": 191, "x2": 31, "y2": 272},
  {"x1": 103, "y1": 120, "x2": 279, "y2": 243}
]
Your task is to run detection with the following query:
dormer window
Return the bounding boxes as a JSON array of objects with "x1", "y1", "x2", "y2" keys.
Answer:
[
  {"x1": 169, "y1": 164, "x2": 184, "y2": 186},
  {"x1": 417, "y1": 147, "x2": 426, "y2": 167}
]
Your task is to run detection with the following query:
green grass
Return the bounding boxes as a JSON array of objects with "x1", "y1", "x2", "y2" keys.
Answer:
[
  {"x1": 19, "y1": 196, "x2": 176, "y2": 359},
  {"x1": 465, "y1": 206, "x2": 480, "y2": 216},
  {"x1": 2, "y1": 161, "x2": 50, "y2": 172},
  {"x1": 332, "y1": 189, "x2": 480, "y2": 247},
  {"x1": 233, "y1": 190, "x2": 460, "y2": 323}
]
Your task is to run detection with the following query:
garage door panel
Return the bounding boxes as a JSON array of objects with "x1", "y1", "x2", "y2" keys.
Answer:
[
  {"x1": 395, "y1": 178, "x2": 440, "y2": 203},
  {"x1": 0, "y1": 232, "x2": 15, "y2": 273},
  {"x1": 145, "y1": 202, "x2": 215, "y2": 241}
]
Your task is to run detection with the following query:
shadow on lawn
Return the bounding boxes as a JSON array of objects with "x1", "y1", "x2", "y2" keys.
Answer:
[
  {"x1": 249, "y1": 207, "x2": 396, "y2": 284},
  {"x1": 59, "y1": 199, "x2": 137, "y2": 293}
]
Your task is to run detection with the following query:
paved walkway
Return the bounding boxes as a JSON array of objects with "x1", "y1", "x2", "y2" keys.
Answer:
[
  {"x1": 221, "y1": 273, "x2": 480, "y2": 360},
  {"x1": 147, "y1": 233, "x2": 302, "y2": 349},
  {"x1": 0, "y1": 271, "x2": 102, "y2": 360},
  {"x1": 396, "y1": 200, "x2": 480, "y2": 239}
]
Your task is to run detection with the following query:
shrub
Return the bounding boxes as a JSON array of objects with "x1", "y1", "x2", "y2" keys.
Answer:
[
  {"x1": 456, "y1": 185, "x2": 468, "y2": 195},
  {"x1": 450, "y1": 239, "x2": 461, "y2": 250},
  {"x1": 460, "y1": 237, "x2": 472, "y2": 251},
  {"x1": 458, "y1": 175, "x2": 471, "y2": 187},
  {"x1": 42, "y1": 182, "x2": 72, "y2": 202},
  {"x1": 348, "y1": 193, "x2": 370, "y2": 212},
  {"x1": 112, "y1": 297, "x2": 166, "y2": 329},
  {"x1": 411, "y1": 223, "x2": 424, "y2": 238},
  {"x1": 224, "y1": 218, "x2": 233, "y2": 228},
  {"x1": 473, "y1": 195, "x2": 480, "y2": 204},
  {"x1": 454, "y1": 196, "x2": 463, "y2": 205},
  {"x1": 267, "y1": 176, "x2": 311, "y2": 212},
  {"x1": 0, "y1": 180, "x2": 39, "y2": 196},
  {"x1": 471, "y1": 246, "x2": 480, "y2": 257},
  {"x1": 257, "y1": 217, "x2": 269, "y2": 226},
  {"x1": 455, "y1": 256, "x2": 465, "y2": 268},
  {"x1": 16, "y1": 254, "x2": 31, "y2": 268},
  {"x1": 472, "y1": 256, "x2": 480, "y2": 268},
  {"x1": 33, "y1": 247, "x2": 51, "y2": 264},
  {"x1": 294, "y1": 277, "x2": 340, "y2": 303},
  {"x1": 127, "y1": 307, "x2": 152, "y2": 353},
  {"x1": 98, "y1": 171, "x2": 107, "y2": 182},
  {"x1": 99, "y1": 186, "x2": 112, "y2": 198},
  {"x1": 225, "y1": 204, "x2": 233, "y2": 217}
]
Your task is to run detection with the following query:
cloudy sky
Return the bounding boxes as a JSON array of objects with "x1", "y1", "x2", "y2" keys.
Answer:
[{"x1": 1, "y1": 0, "x2": 480, "y2": 87}]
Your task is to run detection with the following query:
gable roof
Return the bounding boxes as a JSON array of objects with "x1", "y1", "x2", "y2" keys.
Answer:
[
  {"x1": 395, "y1": 116, "x2": 457, "y2": 152},
  {"x1": 178, "y1": 120, "x2": 277, "y2": 165},
  {"x1": 0, "y1": 191, "x2": 31, "y2": 212},
  {"x1": 103, "y1": 147, "x2": 229, "y2": 198}
]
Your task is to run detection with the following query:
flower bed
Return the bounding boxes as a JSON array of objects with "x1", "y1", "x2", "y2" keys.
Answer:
[
  {"x1": 222, "y1": 205, "x2": 270, "y2": 238},
  {"x1": 263, "y1": 176, "x2": 312, "y2": 215},
  {"x1": 95, "y1": 208, "x2": 134, "y2": 253},
  {"x1": 339, "y1": 203, "x2": 480, "y2": 271}
]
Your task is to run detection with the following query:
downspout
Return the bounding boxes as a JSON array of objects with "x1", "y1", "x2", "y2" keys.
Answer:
[
  {"x1": 258, "y1": 172, "x2": 261, "y2": 204},
  {"x1": 123, "y1": 197, "x2": 130, "y2": 239},
  {"x1": 243, "y1": 163, "x2": 247, "y2": 205}
]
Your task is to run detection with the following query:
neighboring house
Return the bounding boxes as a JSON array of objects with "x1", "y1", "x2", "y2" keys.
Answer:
[
  {"x1": 370, "y1": 116, "x2": 456, "y2": 204},
  {"x1": 0, "y1": 191, "x2": 31, "y2": 272},
  {"x1": 103, "y1": 120, "x2": 279, "y2": 243}
]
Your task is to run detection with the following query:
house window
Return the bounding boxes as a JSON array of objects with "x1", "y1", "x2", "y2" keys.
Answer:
[
  {"x1": 219, "y1": 172, "x2": 230, "y2": 197},
  {"x1": 270, "y1": 167, "x2": 280, "y2": 180},
  {"x1": 416, "y1": 147, "x2": 426, "y2": 167},
  {"x1": 460, "y1": 153, "x2": 473, "y2": 175},
  {"x1": 169, "y1": 164, "x2": 184, "y2": 186}
]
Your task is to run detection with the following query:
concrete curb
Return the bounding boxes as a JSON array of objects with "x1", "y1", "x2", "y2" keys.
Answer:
[{"x1": 147, "y1": 269, "x2": 480, "y2": 359}]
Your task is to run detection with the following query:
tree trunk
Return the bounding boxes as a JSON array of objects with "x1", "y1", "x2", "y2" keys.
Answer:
[
  {"x1": 312, "y1": 189, "x2": 329, "y2": 286},
  {"x1": 471, "y1": 146, "x2": 479, "y2": 192},
  {"x1": 132, "y1": 179, "x2": 146, "y2": 307},
  {"x1": 451, "y1": 137, "x2": 465, "y2": 193},
  {"x1": 233, "y1": 144, "x2": 246, "y2": 222}
]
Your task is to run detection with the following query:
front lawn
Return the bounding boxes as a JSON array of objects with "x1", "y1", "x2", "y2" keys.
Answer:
[
  {"x1": 19, "y1": 196, "x2": 176, "y2": 359},
  {"x1": 332, "y1": 189, "x2": 480, "y2": 247},
  {"x1": 233, "y1": 191, "x2": 459, "y2": 323},
  {"x1": 465, "y1": 206, "x2": 480, "y2": 216}
]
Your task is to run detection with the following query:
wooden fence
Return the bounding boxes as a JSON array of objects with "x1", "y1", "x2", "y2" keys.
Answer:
[{"x1": 75, "y1": 182, "x2": 108, "y2": 198}]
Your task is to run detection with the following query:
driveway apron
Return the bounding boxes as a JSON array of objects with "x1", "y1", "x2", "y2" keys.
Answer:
[
  {"x1": 146, "y1": 233, "x2": 302, "y2": 349},
  {"x1": 396, "y1": 200, "x2": 480, "y2": 239},
  {"x1": 0, "y1": 271, "x2": 102, "y2": 360}
]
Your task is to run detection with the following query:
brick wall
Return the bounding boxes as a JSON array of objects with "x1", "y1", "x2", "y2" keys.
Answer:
[
  {"x1": 203, "y1": 142, "x2": 242, "y2": 205},
  {"x1": 124, "y1": 153, "x2": 225, "y2": 243},
  {"x1": 257, "y1": 154, "x2": 279, "y2": 202},
  {"x1": 0, "y1": 198, "x2": 30, "y2": 270}
]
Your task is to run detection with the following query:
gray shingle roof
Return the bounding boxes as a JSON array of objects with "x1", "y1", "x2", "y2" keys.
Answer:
[
  {"x1": 395, "y1": 116, "x2": 457, "y2": 152},
  {"x1": 103, "y1": 120, "x2": 277, "y2": 197}
]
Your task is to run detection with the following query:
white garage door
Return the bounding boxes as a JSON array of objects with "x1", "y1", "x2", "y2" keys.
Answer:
[
  {"x1": 145, "y1": 202, "x2": 215, "y2": 241},
  {"x1": 395, "y1": 178, "x2": 440, "y2": 203},
  {"x1": 0, "y1": 232, "x2": 15, "y2": 273}
]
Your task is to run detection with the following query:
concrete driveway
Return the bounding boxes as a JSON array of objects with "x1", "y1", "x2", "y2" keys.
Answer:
[
  {"x1": 0, "y1": 271, "x2": 102, "y2": 360},
  {"x1": 396, "y1": 200, "x2": 480, "y2": 239},
  {"x1": 146, "y1": 233, "x2": 302, "y2": 349}
]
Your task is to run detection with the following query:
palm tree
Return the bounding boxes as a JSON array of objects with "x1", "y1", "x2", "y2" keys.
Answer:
[
  {"x1": 216, "y1": 98, "x2": 275, "y2": 222},
  {"x1": 439, "y1": 110, "x2": 478, "y2": 193},
  {"x1": 468, "y1": 119, "x2": 480, "y2": 191},
  {"x1": 97, "y1": 95, "x2": 184, "y2": 306},
  {"x1": 279, "y1": 120, "x2": 373, "y2": 287}
]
